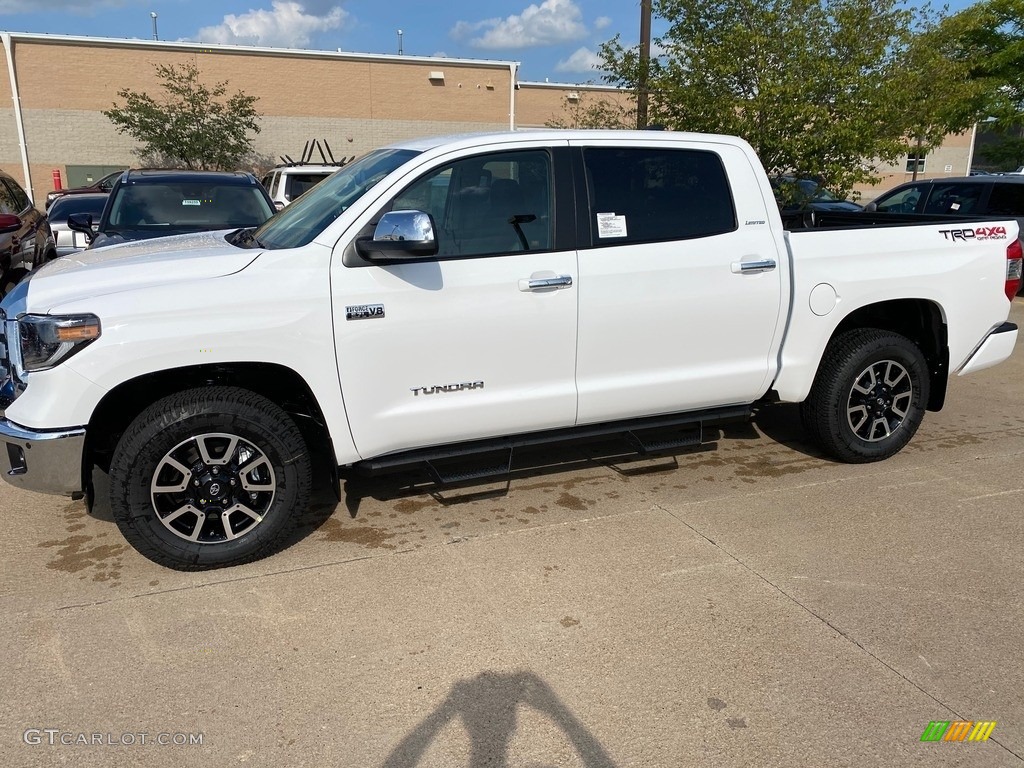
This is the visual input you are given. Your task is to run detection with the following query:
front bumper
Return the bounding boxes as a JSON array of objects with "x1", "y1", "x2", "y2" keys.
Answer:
[
  {"x1": 957, "y1": 322, "x2": 1019, "y2": 376},
  {"x1": 0, "y1": 418, "x2": 86, "y2": 496}
]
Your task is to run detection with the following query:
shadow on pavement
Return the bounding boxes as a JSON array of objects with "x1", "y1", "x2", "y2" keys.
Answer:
[{"x1": 382, "y1": 671, "x2": 617, "y2": 768}]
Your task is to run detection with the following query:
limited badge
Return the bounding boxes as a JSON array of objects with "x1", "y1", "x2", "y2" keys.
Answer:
[{"x1": 346, "y1": 304, "x2": 385, "y2": 320}]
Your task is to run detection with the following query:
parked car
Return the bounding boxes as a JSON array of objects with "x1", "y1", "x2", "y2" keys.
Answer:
[
  {"x1": 261, "y1": 164, "x2": 341, "y2": 209},
  {"x1": 867, "y1": 176, "x2": 1024, "y2": 232},
  {"x1": 0, "y1": 170, "x2": 55, "y2": 299},
  {"x1": 68, "y1": 169, "x2": 275, "y2": 249},
  {"x1": 770, "y1": 175, "x2": 862, "y2": 212},
  {"x1": 45, "y1": 169, "x2": 124, "y2": 210},
  {"x1": 0, "y1": 130, "x2": 1018, "y2": 570},
  {"x1": 46, "y1": 193, "x2": 107, "y2": 257}
]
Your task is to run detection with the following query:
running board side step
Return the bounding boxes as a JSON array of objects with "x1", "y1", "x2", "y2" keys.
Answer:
[{"x1": 349, "y1": 405, "x2": 752, "y2": 480}]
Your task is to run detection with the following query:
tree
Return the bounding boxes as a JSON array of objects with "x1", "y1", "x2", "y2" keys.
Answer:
[
  {"x1": 598, "y1": 0, "x2": 982, "y2": 196},
  {"x1": 104, "y1": 62, "x2": 261, "y2": 170},
  {"x1": 545, "y1": 90, "x2": 634, "y2": 130},
  {"x1": 938, "y1": 0, "x2": 1024, "y2": 170}
]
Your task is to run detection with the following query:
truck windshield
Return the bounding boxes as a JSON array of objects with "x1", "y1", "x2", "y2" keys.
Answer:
[{"x1": 253, "y1": 148, "x2": 421, "y2": 250}]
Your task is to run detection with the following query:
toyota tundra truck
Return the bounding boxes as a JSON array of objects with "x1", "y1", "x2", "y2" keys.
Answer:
[{"x1": 1, "y1": 130, "x2": 1020, "y2": 570}]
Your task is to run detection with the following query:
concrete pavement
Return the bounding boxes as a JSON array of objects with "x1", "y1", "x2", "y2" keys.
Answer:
[{"x1": 2, "y1": 301, "x2": 1023, "y2": 766}]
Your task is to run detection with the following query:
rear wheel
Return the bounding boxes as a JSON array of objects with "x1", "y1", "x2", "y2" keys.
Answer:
[
  {"x1": 800, "y1": 329, "x2": 930, "y2": 463},
  {"x1": 109, "y1": 387, "x2": 312, "y2": 570}
]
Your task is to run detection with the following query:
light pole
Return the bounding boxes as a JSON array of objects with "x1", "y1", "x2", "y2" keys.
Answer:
[
  {"x1": 397, "y1": 29, "x2": 403, "y2": 56},
  {"x1": 150, "y1": 11, "x2": 159, "y2": 41}
]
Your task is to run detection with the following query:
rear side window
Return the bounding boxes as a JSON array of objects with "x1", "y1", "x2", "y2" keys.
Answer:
[
  {"x1": 921, "y1": 182, "x2": 984, "y2": 215},
  {"x1": 987, "y1": 183, "x2": 1024, "y2": 216},
  {"x1": 582, "y1": 147, "x2": 736, "y2": 246}
]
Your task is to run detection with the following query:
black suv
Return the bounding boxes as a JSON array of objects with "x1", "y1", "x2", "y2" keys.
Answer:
[
  {"x1": 0, "y1": 170, "x2": 55, "y2": 300},
  {"x1": 68, "y1": 169, "x2": 275, "y2": 249},
  {"x1": 867, "y1": 175, "x2": 1024, "y2": 233}
]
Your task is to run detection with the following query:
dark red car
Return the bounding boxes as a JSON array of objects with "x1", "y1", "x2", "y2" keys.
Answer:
[
  {"x1": 45, "y1": 169, "x2": 125, "y2": 210},
  {"x1": 0, "y1": 170, "x2": 56, "y2": 300}
]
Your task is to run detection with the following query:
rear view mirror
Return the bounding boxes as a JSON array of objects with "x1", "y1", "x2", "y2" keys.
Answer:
[
  {"x1": 66, "y1": 213, "x2": 96, "y2": 242},
  {"x1": 0, "y1": 213, "x2": 20, "y2": 234},
  {"x1": 356, "y1": 210, "x2": 438, "y2": 261}
]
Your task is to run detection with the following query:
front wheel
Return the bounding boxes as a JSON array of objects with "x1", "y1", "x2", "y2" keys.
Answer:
[
  {"x1": 110, "y1": 387, "x2": 312, "y2": 570},
  {"x1": 800, "y1": 329, "x2": 930, "y2": 463}
]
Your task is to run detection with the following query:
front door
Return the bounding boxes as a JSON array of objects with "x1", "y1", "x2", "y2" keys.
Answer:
[{"x1": 332, "y1": 145, "x2": 579, "y2": 459}]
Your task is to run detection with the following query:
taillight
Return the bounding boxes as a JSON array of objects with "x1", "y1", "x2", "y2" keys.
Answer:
[{"x1": 1006, "y1": 239, "x2": 1022, "y2": 301}]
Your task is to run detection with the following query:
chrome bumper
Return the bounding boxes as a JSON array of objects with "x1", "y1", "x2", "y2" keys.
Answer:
[{"x1": 0, "y1": 418, "x2": 86, "y2": 496}]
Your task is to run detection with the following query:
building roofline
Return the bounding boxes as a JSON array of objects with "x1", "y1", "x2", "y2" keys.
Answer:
[
  {"x1": 0, "y1": 30, "x2": 519, "y2": 70},
  {"x1": 518, "y1": 80, "x2": 625, "y2": 92}
]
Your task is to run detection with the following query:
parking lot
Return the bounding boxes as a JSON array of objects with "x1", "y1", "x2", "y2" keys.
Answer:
[{"x1": 2, "y1": 300, "x2": 1022, "y2": 767}]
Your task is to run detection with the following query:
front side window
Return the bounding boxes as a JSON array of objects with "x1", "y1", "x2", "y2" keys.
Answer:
[
  {"x1": 388, "y1": 150, "x2": 552, "y2": 258},
  {"x1": 3, "y1": 179, "x2": 30, "y2": 212},
  {"x1": 0, "y1": 180, "x2": 19, "y2": 215},
  {"x1": 874, "y1": 184, "x2": 926, "y2": 213},
  {"x1": 582, "y1": 147, "x2": 736, "y2": 246}
]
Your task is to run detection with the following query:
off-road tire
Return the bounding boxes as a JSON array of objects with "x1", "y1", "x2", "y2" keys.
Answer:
[
  {"x1": 110, "y1": 386, "x2": 312, "y2": 570},
  {"x1": 800, "y1": 329, "x2": 930, "y2": 463}
]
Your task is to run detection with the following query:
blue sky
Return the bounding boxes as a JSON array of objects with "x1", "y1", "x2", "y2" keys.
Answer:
[{"x1": 0, "y1": 0, "x2": 981, "y2": 84}]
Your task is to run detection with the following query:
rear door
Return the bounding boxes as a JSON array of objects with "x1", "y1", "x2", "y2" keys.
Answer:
[
  {"x1": 332, "y1": 141, "x2": 580, "y2": 459},
  {"x1": 569, "y1": 138, "x2": 786, "y2": 424}
]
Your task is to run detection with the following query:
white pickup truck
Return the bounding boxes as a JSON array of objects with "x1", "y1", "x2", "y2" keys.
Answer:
[{"x1": 1, "y1": 130, "x2": 1020, "y2": 570}]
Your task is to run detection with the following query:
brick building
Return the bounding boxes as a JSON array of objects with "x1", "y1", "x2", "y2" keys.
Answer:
[{"x1": 0, "y1": 31, "x2": 973, "y2": 205}]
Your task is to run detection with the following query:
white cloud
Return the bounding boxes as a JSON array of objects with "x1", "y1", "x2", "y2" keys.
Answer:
[
  {"x1": 554, "y1": 46, "x2": 603, "y2": 73},
  {"x1": 594, "y1": 16, "x2": 611, "y2": 30},
  {"x1": 194, "y1": 1, "x2": 349, "y2": 49},
  {"x1": 451, "y1": 0, "x2": 587, "y2": 50}
]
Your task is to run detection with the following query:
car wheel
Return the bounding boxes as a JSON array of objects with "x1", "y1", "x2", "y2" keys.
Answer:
[
  {"x1": 800, "y1": 329, "x2": 930, "y2": 463},
  {"x1": 0, "y1": 268, "x2": 26, "y2": 300},
  {"x1": 110, "y1": 386, "x2": 312, "y2": 570}
]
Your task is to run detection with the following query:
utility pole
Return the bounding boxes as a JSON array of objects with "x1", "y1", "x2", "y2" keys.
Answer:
[{"x1": 637, "y1": 0, "x2": 652, "y2": 129}]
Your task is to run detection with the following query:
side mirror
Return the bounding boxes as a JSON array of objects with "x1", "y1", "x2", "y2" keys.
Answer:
[
  {"x1": 66, "y1": 213, "x2": 96, "y2": 242},
  {"x1": 274, "y1": 201, "x2": 285, "y2": 212},
  {"x1": 864, "y1": 201, "x2": 878, "y2": 213},
  {"x1": 0, "y1": 213, "x2": 21, "y2": 234},
  {"x1": 356, "y1": 210, "x2": 439, "y2": 261}
]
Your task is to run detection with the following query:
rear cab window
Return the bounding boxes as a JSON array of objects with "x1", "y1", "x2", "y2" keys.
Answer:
[{"x1": 580, "y1": 147, "x2": 737, "y2": 246}]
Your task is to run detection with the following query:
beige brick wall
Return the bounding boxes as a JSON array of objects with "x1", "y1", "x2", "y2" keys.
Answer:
[{"x1": 517, "y1": 84, "x2": 631, "y2": 128}]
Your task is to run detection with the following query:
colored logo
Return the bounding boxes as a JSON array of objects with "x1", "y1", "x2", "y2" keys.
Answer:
[{"x1": 920, "y1": 721, "x2": 996, "y2": 742}]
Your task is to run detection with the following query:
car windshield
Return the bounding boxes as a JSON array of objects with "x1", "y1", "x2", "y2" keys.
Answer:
[
  {"x1": 105, "y1": 182, "x2": 273, "y2": 233},
  {"x1": 253, "y1": 148, "x2": 421, "y2": 250}
]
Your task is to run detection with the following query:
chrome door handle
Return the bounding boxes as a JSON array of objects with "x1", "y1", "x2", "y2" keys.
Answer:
[
  {"x1": 520, "y1": 275, "x2": 573, "y2": 291},
  {"x1": 731, "y1": 259, "x2": 776, "y2": 274}
]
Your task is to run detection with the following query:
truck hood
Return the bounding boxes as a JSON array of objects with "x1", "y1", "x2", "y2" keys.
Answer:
[{"x1": 25, "y1": 230, "x2": 261, "y2": 313}]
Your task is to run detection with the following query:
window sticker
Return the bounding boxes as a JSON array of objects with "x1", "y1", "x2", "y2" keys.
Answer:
[
  {"x1": 596, "y1": 212, "x2": 627, "y2": 238},
  {"x1": 182, "y1": 199, "x2": 202, "y2": 206}
]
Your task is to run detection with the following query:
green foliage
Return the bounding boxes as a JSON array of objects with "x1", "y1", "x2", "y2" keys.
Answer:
[
  {"x1": 598, "y1": 0, "x2": 982, "y2": 196},
  {"x1": 545, "y1": 90, "x2": 634, "y2": 129},
  {"x1": 938, "y1": 0, "x2": 1024, "y2": 169},
  {"x1": 104, "y1": 62, "x2": 261, "y2": 171}
]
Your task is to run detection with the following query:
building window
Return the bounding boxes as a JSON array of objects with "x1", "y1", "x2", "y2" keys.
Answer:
[{"x1": 906, "y1": 155, "x2": 926, "y2": 173}]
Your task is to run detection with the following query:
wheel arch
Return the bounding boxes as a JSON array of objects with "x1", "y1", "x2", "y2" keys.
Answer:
[
  {"x1": 85, "y1": 362, "x2": 336, "y2": 476},
  {"x1": 829, "y1": 298, "x2": 948, "y2": 411}
]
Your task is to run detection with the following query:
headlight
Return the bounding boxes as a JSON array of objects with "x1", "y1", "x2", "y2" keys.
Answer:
[{"x1": 18, "y1": 314, "x2": 101, "y2": 372}]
